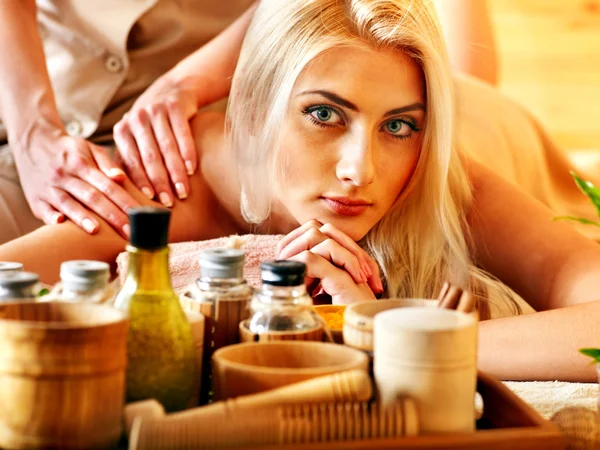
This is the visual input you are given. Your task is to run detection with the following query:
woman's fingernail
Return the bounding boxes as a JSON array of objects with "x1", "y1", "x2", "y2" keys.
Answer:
[
  {"x1": 360, "y1": 268, "x2": 369, "y2": 283},
  {"x1": 122, "y1": 224, "x2": 131, "y2": 239},
  {"x1": 377, "y1": 278, "x2": 384, "y2": 293},
  {"x1": 51, "y1": 213, "x2": 64, "y2": 224},
  {"x1": 185, "y1": 161, "x2": 194, "y2": 175},
  {"x1": 159, "y1": 192, "x2": 173, "y2": 207},
  {"x1": 108, "y1": 168, "x2": 125, "y2": 180},
  {"x1": 82, "y1": 218, "x2": 98, "y2": 234},
  {"x1": 175, "y1": 182, "x2": 188, "y2": 199},
  {"x1": 141, "y1": 187, "x2": 154, "y2": 199}
]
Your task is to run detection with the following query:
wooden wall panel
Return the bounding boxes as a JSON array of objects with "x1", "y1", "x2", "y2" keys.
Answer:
[{"x1": 490, "y1": 0, "x2": 600, "y2": 149}]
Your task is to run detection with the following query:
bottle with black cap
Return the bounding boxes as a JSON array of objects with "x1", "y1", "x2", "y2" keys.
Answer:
[
  {"x1": 114, "y1": 207, "x2": 195, "y2": 412},
  {"x1": 248, "y1": 260, "x2": 320, "y2": 334}
]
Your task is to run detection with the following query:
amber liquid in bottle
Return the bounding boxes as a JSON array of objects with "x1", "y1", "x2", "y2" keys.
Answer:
[{"x1": 114, "y1": 207, "x2": 195, "y2": 412}]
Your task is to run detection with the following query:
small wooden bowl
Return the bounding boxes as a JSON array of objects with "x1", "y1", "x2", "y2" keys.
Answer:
[
  {"x1": 211, "y1": 341, "x2": 369, "y2": 400},
  {"x1": 344, "y1": 299, "x2": 438, "y2": 352},
  {"x1": 0, "y1": 301, "x2": 128, "y2": 449},
  {"x1": 312, "y1": 305, "x2": 346, "y2": 344}
]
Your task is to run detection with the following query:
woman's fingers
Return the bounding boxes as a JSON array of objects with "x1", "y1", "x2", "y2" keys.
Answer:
[
  {"x1": 48, "y1": 187, "x2": 99, "y2": 235},
  {"x1": 113, "y1": 119, "x2": 154, "y2": 199},
  {"x1": 276, "y1": 219, "x2": 323, "y2": 255},
  {"x1": 124, "y1": 109, "x2": 174, "y2": 207},
  {"x1": 305, "y1": 238, "x2": 366, "y2": 284},
  {"x1": 148, "y1": 104, "x2": 189, "y2": 200},
  {"x1": 166, "y1": 100, "x2": 198, "y2": 176},
  {"x1": 60, "y1": 177, "x2": 129, "y2": 239},
  {"x1": 277, "y1": 220, "x2": 384, "y2": 294},
  {"x1": 289, "y1": 251, "x2": 375, "y2": 305},
  {"x1": 319, "y1": 223, "x2": 383, "y2": 292},
  {"x1": 278, "y1": 226, "x2": 366, "y2": 284},
  {"x1": 34, "y1": 200, "x2": 65, "y2": 226}
]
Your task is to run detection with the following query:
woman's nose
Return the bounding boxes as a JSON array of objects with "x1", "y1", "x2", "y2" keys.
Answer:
[{"x1": 335, "y1": 136, "x2": 375, "y2": 186}]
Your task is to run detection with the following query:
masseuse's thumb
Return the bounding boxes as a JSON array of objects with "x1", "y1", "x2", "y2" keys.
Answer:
[{"x1": 90, "y1": 143, "x2": 126, "y2": 183}]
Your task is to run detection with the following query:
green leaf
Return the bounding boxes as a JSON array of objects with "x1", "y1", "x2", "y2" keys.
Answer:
[
  {"x1": 579, "y1": 348, "x2": 600, "y2": 363},
  {"x1": 570, "y1": 172, "x2": 600, "y2": 218},
  {"x1": 37, "y1": 288, "x2": 50, "y2": 297},
  {"x1": 553, "y1": 216, "x2": 600, "y2": 227}
]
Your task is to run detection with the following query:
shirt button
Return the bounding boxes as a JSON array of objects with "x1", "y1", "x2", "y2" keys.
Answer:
[
  {"x1": 66, "y1": 120, "x2": 83, "y2": 137},
  {"x1": 105, "y1": 55, "x2": 124, "y2": 74}
]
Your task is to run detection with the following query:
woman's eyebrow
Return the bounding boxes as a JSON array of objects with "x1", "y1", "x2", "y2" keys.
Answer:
[
  {"x1": 298, "y1": 90, "x2": 358, "y2": 110},
  {"x1": 298, "y1": 89, "x2": 425, "y2": 116},
  {"x1": 383, "y1": 102, "x2": 425, "y2": 117}
]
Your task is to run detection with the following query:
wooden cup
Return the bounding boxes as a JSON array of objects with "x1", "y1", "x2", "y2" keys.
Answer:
[
  {"x1": 211, "y1": 341, "x2": 369, "y2": 400},
  {"x1": 0, "y1": 302, "x2": 128, "y2": 449},
  {"x1": 374, "y1": 307, "x2": 478, "y2": 434},
  {"x1": 344, "y1": 299, "x2": 439, "y2": 352}
]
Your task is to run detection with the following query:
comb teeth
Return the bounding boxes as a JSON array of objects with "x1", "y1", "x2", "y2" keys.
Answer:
[
  {"x1": 277, "y1": 399, "x2": 416, "y2": 443},
  {"x1": 130, "y1": 399, "x2": 418, "y2": 450}
]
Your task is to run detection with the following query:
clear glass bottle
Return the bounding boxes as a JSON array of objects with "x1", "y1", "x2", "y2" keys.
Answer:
[
  {"x1": 49, "y1": 260, "x2": 113, "y2": 303},
  {"x1": 189, "y1": 248, "x2": 253, "y2": 347},
  {"x1": 182, "y1": 248, "x2": 253, "y2": 404},
  {"x1": 249, "y1": 260, "x2": 320, "y2": 333},
  {"x1": 0, "y1": 271, "x2": 39, "y2": 302},
  {"x1": 114, "y1": 207, "x2": 195, "y2": 412},
  {"x1": 0, "y1": 262, "x2": 24, "y2": 274}
]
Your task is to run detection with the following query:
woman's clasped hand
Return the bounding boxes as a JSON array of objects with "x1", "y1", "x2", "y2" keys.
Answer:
[{"x1": 276, "y1": 220, "x2": 383, "y2": 305}]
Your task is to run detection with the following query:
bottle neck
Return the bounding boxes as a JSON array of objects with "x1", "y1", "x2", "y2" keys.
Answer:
[
  {"x1": 126, "y1": 245, "x2": 173, "y2": 291},
  {"x1": 260, "y1": 283, "x2": 309, "y2": 303}
]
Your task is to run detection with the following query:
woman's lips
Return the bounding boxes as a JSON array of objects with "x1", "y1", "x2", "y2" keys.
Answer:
[{"x1": 321, "y1": 197, "x2": 371, "y2": 216}]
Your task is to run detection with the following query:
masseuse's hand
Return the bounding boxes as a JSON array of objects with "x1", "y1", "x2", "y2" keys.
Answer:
[
  {"x1": 13, "y1": 125, "x2": 136, "y2": 239},
  {"x1": 113, "y1": 75, "x2": 201, "y2": 207},
  {"x1": 276, "y1": 220, "x2": 384, "y2": 304}
]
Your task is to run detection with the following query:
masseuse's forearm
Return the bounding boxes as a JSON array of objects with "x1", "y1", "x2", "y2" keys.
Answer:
[
  {"x1": 479, "y1": 301, "x2": 600, "y2": 382},
  {"x1": 0, "y1": 0, "x2": 64, "y2": 143},
  {"x1": 162, "y1": 3, "x2": 258, "y2": 104},
  {"x1": 432, "y1": 0, "x2": 498, "y2": 85}
]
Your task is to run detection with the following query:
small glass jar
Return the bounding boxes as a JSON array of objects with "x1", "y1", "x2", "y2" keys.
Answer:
[
  {"x1": 183, "y1": 248, "x2": 253, "y2": 345},
  {"x1": 49, "y1": 260, "x2": 113, "y2": 303},
  {"x1": 249, "y1": 260, "x2": 320, "y2": 333},
  {"x1": 0, "y1": 271, "x2": 39, "y2": 302}
]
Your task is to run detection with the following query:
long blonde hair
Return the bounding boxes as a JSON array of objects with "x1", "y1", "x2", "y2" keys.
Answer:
[{"x1": 227, "y1": 0, "x2": 518, "y2": 318}]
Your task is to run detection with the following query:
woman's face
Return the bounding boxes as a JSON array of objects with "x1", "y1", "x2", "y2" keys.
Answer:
[{"x1": 274, "y1": 45, "x2": 426, "y2": 241}]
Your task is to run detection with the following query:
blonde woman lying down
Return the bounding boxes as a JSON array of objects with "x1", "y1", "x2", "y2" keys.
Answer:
[{"x1": 1, "y1": 0, "x2": 600, "y2": 382}]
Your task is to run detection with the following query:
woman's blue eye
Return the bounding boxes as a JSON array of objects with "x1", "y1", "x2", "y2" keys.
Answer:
[
  {"x1": 383, "y1": 118, "x2": 419, "y2": 139},
  {"x1": 315, "y1": 108, "x2": 332, "y2": 121},
  {"x1": 303, "y1": 106, "x2": 343, "y2": 126}
]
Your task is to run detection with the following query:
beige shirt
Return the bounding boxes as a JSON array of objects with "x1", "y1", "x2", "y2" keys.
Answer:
[{"x1": 0, "y1": 0, "x2": 254, "y2": 144}]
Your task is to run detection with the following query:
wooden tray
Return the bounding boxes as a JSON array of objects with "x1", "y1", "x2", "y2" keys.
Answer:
[{"x1": 250, "y1": 372, "x2": 566, "y2": 450}]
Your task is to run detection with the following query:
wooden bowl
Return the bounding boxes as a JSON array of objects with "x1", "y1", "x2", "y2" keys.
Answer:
[
  {"x1": 211, "y1": 341, "x2": 369, "y2": 400},
  {"x1": 0, "y1": 301, "x2": 128, "y2": 449},
  {"x1": 344, "y1": 299, "x2": 438, "y2": 351},
  {"x1": 312, "y1": 305, "x2": 346, "y2": 344}
]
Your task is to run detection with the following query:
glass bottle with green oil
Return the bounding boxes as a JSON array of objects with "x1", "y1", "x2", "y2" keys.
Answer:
[{"x1": 114, "y1": 207, "x2": 195, "y2": 412}]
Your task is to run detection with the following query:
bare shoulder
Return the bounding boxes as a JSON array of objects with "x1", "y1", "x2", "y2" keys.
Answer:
[
  {"x1": 169, "y1": 112, "x2": 244, "y2": 242},
  {"x1": 464, "y1": 156, "x2": 600, "y2": 309}
]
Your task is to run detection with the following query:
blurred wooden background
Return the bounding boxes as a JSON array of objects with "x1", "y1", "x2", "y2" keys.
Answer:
[{"x1": 490, "y1": 0, "x2": 600, "y2": 151}]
